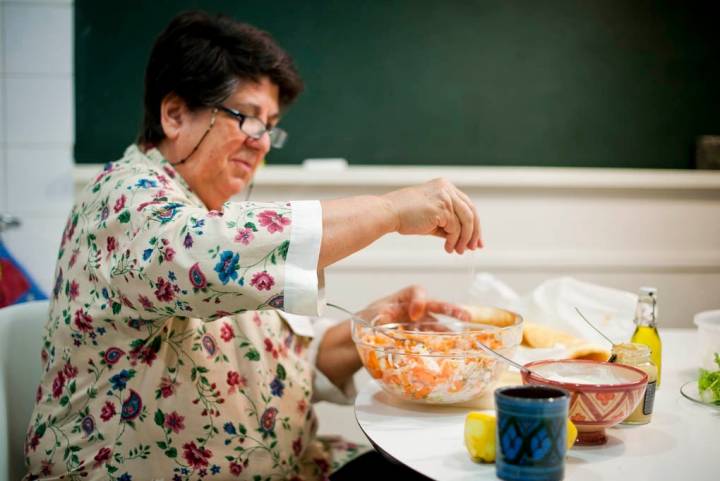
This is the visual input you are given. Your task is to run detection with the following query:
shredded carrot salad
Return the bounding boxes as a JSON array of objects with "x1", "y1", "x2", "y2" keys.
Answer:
[{"x1": 355, "y1": 326, "x2": 507, "y2": 403}]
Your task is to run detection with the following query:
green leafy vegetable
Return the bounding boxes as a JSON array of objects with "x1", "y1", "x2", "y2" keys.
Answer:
[{"x1": 698, "y1": 352, "x2": 720, "y2": 405}]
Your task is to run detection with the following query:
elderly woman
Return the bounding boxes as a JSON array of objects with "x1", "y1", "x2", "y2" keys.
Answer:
[{"x1": 24, "y1": 11, "x2": 481, "y2": 481}]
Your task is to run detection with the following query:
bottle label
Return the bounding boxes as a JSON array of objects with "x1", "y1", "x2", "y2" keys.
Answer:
[{"x1": 643, "y1": 380, "x2": 656, "y2": 415}]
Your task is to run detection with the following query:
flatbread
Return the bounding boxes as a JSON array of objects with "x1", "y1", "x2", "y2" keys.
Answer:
[
  {"x1": 522, "y1": 322, "x2": 610, "y2": 361},
  {"x1": 463, "y1": 305, "x2": 519, "y2": 327},
  {"x1": 522, "y1": 322, "x2": 576, "y2": 348}
]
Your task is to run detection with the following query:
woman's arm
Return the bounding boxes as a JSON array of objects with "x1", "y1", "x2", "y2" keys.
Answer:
[{"x1": 319, "y1": 178, "x2": 482, "y2": 269}]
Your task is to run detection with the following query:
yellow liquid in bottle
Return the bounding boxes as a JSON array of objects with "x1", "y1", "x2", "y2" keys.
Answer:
[{"x1": 631, "y1": 326, "x2": 662, "y2": 387}]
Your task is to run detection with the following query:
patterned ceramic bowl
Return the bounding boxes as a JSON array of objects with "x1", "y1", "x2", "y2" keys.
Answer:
[
  {"x1": 521, "y1": 359, "x2": 648, "y2": 445},
  {"x1": 352, "y1": 306, "x2": 523, "y2": 404}
]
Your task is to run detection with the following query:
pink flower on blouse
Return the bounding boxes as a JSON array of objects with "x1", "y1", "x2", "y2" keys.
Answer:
[
  {"x1": 68, "y1": 280, "x2": 79, "y2": 301},
  {"x1": 52, "y1": 372, "x2": 65, "y2": 399},
  {"x1": 138, "y1": 294, "x2": 155, "y2": 310},
  {"x1": 264, "y1": 338, "x2": 279, "y2": 359},
  {"x1": 28, "y1": 433, "x2": 41, "y2": 452},
  {"x1": 40, "y1": 460, "x2": 52, "y2": 476},
  {"x1": 234, "y1": 227, "x2": 254, "y2": 245},
  {"x1": 226, "y1": 371, "x2": 247, "y2": 394},
  {"x1": 182, "y1": 441, "x2": 212, "y2": 468},
  {"x1": 100, "y1": 401, "x2": 116, "y2": 421},
  {"x1": 250, "y1": 271, "x2": 275, "y2": 291},
  {"x1": 164, "y1": 411, "x2": 185, "y2": 433},
  {"x1": 113, "y1": 194, "x2": 126, "y2": 213},
  {"x1": 257, "y1": 210, "x2": 290, "y2": 233},
  {"x1": 106, "y1": 236, "x2": 117, "y2": 255},
  {"x1": 158, "y1": 377, "x2": 178, "y2": 399},
  {"x1": 292, "y1": 437, "x2": 303, "y2": 456},
  {"x1": 135, "y1": 346, "x2": 157, "y2": 367},
  {"x1": 229, "y1": 461, "x2": 243, "y2": 475},
  {"x1": 121, "y1": 295, "x2": 134, "y2": 309},
  {"x1": 154, "y1": 277, "x2": 175, "y2": 302},
  {"x1": 220, "y1": 322, "x2": 235, "y2": 342},
  {"x1": 164, "y1": 247, "x2": 176, "y2": 262},
  {"x1": 69, "y1": 248, "x2": 79, "y2": 267},
  {"x1": 74, "y1": 309, "x2": 93, "y2": 332},
  {"x1": 93, "y1": 447, "x2": 112, "y2": 467},
  {"x1": 62, "y1": 362, "x2": 78, "y2": 379}
]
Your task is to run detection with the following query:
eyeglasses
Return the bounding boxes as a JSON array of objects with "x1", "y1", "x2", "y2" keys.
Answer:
[{"x1": 217, "y1": 105, "x2": 288, "y2": 149}]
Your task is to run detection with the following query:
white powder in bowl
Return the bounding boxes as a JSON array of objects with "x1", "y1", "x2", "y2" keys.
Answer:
[{"x1": 533, "y1": 363, "x2": 628, "y2": 385}]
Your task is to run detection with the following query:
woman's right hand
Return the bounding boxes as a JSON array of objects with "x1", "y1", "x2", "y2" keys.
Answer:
[{"x1": 381, "y1": 178, "x2": 482, "y2": 254}]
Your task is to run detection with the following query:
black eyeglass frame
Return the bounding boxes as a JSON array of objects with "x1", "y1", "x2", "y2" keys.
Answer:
[{"x1": 216, "y1": 105, "x2": 287, "y2": 149}]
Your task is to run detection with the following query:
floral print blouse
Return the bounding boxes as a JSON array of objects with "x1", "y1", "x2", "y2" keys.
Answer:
[{"x1": 24, "y1": 145, "x2": 367, "y2": 481}]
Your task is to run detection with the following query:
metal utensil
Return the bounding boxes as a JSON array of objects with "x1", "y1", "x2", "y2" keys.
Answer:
[
  {"x1": 574, "y1": 307, "x2": 619, "y2": 362},
  {"x1": 327, "y1": 302, "x2": 535, "y2": 374},
  {"x1": 574, "y1": 307, "x2": 616, "y2": 346},
  {"x1": 326, "y1": 302, "x2": 414, "y2": 345}
]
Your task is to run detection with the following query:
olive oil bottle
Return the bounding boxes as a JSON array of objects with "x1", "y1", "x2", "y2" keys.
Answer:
[{"x1": 631, "y1": 287, "x2": 662, "y2": 387}]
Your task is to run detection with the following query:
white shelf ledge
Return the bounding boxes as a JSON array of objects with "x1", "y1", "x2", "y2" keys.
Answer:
[{"x1": 75, "y1": 164, "x2": 720, "y2": 192}]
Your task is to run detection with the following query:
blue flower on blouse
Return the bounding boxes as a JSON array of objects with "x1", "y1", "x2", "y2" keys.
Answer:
[
  {"x1": 118, "y1": 473, "x2": 132, "y2": 481},
  {"x1": 110, "y1": 369, "x2": 134, "y2": 391},
  {"x1": 270, "y1": 377, "x2": 285, "y2": 397},
  {"x1": 142, "y1": 249, "x2": 153, "y2": 261},
  {"x1": 223, "y1": 422, "x2": 236, "y2": 435},
  {"x1": 134, "y1": 179, "x2": 157, "y2": 189},
  {"x1": 154, "y1": 203, "x2": 183, "y2": 224},
  {"x1": 210, "y1": 465, "x2": 221, "y2": 475},
  {"x1": 214, "y1": 251, "x2": 239, "y2": 285}
]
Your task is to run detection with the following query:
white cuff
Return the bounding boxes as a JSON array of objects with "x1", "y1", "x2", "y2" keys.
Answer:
[
  {"x1": 283, "y1": 200, "x2": 325, "y2": 316},
  {"x1": 308, "y1": 317, "x2": 357, "y2": 405}
]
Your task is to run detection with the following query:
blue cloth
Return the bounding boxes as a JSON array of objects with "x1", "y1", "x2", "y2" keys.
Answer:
[{"x1": 0, "y1": 239, "x2": 47, "y2": 307}]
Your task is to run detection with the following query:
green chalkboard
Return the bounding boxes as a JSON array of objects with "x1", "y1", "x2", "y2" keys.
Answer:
[{"x1": 75, "y1": 0, "x2": 720, "y2": 168}]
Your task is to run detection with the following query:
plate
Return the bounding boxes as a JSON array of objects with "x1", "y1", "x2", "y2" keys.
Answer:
[{"x1": 680, "y1": 380, "x2": 720, "y2": 408}]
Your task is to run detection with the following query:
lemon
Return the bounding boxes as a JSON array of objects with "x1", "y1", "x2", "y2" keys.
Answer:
[
  {"x1": 464, "y1": 412, "x2": 496, "y2": 463},
  {"x1": 464, "y1": 413, "x2": 578, "y2": 463},
  {"x1": 566, "y1": 418, "x2": 578, "y2": 448}
]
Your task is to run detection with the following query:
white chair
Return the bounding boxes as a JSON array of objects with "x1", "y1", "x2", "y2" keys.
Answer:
[{"x1": 0, "y1": 300, "x2": 48, "y2": 481}]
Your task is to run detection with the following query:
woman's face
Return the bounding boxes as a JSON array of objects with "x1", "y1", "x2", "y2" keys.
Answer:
[{"x1": 160, "y1": 77, "x2": 280, "y2": 210}]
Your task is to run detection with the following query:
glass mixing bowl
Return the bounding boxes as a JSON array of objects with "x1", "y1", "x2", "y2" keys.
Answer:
[{"x1": 352, "y1": 305, "x2": 523, "y2": 404}]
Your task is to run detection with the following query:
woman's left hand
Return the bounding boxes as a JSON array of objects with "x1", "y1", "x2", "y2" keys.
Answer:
[
  {"x1": 356, "y1": 285, "x2": 471, "y2": 326},
  {"x1": 315, "y1": 286, "x2": 471, "y2": 389}
]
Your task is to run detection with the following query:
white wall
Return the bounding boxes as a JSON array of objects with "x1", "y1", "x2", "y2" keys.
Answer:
[
  {"x1": 1, "y1": 0, "x2": 74, "y2": 291},
  {"x1": 238, "y1": 166, "x2": 720, "y2": 329}
]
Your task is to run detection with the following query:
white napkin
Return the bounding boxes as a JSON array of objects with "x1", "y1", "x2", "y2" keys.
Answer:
[{"x1": 468, "y1": 274, "x2": 637, "y2": 347}]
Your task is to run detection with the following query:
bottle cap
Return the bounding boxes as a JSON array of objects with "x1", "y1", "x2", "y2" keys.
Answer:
[{"x1": 639, "y1": 287, "x2": 657, "y2": 296}]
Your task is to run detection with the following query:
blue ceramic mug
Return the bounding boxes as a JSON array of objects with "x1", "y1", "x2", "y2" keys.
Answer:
[{"x1": 495, "y1": 385, "x2": 569, "y2": 481}]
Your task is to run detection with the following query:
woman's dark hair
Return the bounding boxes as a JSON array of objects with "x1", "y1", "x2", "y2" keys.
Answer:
[{"x1": 138, "y1": 10, "x2": 303, "y2": 145}]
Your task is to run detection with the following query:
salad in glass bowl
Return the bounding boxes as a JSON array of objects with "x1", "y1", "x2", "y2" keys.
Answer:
[{"x1": 352, "y1": 305, "x2": 523, "y2": 404}]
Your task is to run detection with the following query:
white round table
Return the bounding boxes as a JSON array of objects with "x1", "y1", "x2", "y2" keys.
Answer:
[{"x1": 354, "y1": 329, "x2": 719, "y2": 481}]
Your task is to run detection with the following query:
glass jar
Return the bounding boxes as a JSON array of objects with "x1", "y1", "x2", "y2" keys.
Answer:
[{"x1": 612, "y1": 342, "x2": 657, "y2": 425}]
